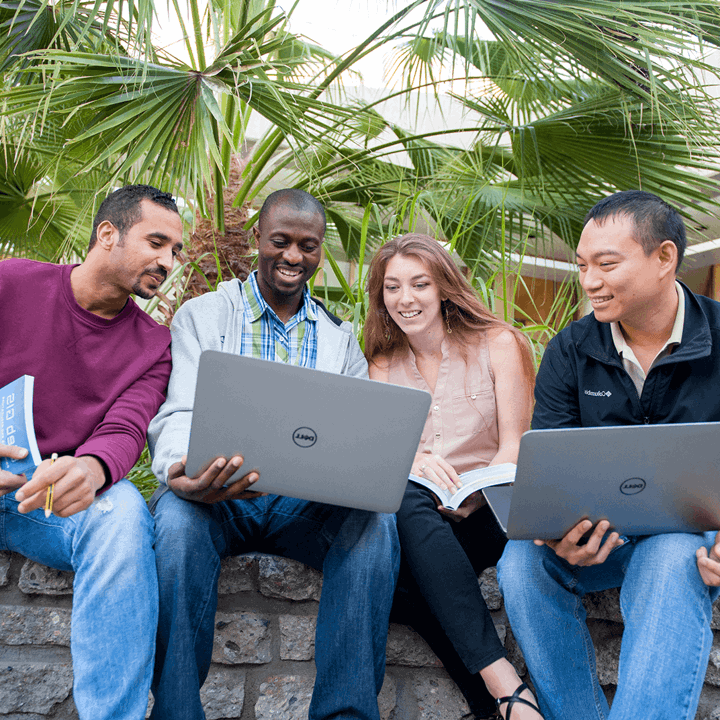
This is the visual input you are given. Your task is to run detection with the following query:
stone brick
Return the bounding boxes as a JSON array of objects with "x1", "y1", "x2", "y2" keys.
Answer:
[
  {"x1": 378, "y1": 675, "x2": 397, "y2": 720},
  {"x1": 258, "y1": 556, "x2": 322, "y2": 601},
  {"x1": 201, "y1": 666, "x2": 246, "y2": 719},
  {"x1": 0, "y1": 605, "x2": 71, "y2": 646},
  {"x1": 412, "y1": 676, "x2": 470, "y2": 720},
  {"x1": 254, "y1": 673, "x2": 396, "y2": 720},
  {"x1": 0, "y1": 663, "x2": 73, "y2": 714},
  {"x1": 493, "y1": 619, "x2": 507, "y2": 646},
  {"x1": 479, "y1": 567, "x2": 502, "y2": 611},
  {"x1": 706, "y1": 635, "x2": 720, "y2": 687},
  {"x1": 584, "y1": 588, "x2": 622, "y2": 623},
  {"x1": 255, "y1": 675, "x2": 313, "y2": 720},
  {"x1": 279, "y1": 615, "x2": 315, "y2": 660},
  {"x1": 18, "y1": 561, "x2": 73, "y2": 595},
  {"x1": 212, "y1": 612, "x2": 271, "y2": 665},
  {"x1": 386, "y1": 624, "x2": 441, "y2": 668},
  {"x1": 712, "y1": 599, "x2": 720, "y2": 630},
  {"x1": 218, "y1": 555, "x2": 257, "y2": 595},
  {"x1": 590, "y1": 622, "x2": 622, "y2": 685},
  {"x1": 0, "y1": 551, "x2": 10, "y2": 587}
]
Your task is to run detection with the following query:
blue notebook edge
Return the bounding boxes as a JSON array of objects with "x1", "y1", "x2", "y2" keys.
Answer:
[{"x1": 0, "y1": 375, "x2": 41, "y2": 479}]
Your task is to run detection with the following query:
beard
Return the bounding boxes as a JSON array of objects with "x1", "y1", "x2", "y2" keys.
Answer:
[{"x1": 132, "y1": 266, "x2": 167, "y2": 299}]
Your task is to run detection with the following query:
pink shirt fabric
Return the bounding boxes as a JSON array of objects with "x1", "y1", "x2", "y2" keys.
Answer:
[
  {"x1": 0, "y1": 259, "x2": 172, "y2": 486},
  {"x1": 386, "y1": 336, "x2": 499, "y2": 475}
]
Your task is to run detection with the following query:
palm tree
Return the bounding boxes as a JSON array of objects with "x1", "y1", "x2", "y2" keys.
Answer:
[
  {"x1": 305, "y1": 2, "x2": 720, "y2": 274},
  {"x1": 0, "y1": 0, "x2": 718, "y2": 294}
]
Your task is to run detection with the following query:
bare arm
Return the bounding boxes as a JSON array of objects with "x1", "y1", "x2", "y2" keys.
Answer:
[{"x1": 486, "y1": 329, "x2": 533, "y2": 466}]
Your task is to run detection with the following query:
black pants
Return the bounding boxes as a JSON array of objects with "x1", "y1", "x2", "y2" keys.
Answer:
[{"x1": 391, "y1": 483, "x2": 507, "y2": 718}]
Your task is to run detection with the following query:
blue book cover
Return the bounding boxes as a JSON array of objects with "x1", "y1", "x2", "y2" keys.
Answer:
[{"x1": 0, "y1": 375, "x2": 42, "y2": 479}]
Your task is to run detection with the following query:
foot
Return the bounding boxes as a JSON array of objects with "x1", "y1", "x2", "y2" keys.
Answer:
[{"x1": 495, "y1": 682, "x2": 543, "y2": 720}]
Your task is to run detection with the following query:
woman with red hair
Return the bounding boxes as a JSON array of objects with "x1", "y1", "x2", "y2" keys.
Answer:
[{"x1": 365, "y1": 234, "x2": 541, "y2": 720}]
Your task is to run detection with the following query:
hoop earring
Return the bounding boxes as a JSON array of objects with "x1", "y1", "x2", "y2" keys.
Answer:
[{"x1": 444, "y1": 304, "x2": 453, "y2": 334}]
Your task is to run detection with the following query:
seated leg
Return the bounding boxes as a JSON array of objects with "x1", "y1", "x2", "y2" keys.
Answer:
[
  {"x1": 609, "y1": 532, "x2": 717, "y2": 720},
  {"x1": 392, "y1": 566, "x2": 497, "y2": 718},
  {"x1": 4, "y1": 480, "x2": 157, "y2": 720},
  {"x1": 258, "y1": 495, "x2": 399, "y2": 720},
  {"x1": 150, "y1": 489, "x2": 226, "y2": 720},
  {"x1": 311, "y1": 508, "x2": 399, "y2": 720},
  {"x1": 497, "y1": 539, "x2": 632, "y2": 720},
  {"x1": 396, "y1": 485, "x2": 506, "y2": 674}
]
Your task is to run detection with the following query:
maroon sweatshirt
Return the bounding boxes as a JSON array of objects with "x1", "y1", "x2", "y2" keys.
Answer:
[{"x1": 0, "y1": 259, "x2": 172, "y2": 485}]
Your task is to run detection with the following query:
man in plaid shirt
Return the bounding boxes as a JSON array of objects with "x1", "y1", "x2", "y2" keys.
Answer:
[{"x1": 147, "y1": 189, "x2": 399, "y2": 720}]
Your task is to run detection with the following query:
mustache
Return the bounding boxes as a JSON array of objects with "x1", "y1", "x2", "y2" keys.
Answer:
[{"x1": 145, "y1": 266, "x2": 168, "y2": 282}]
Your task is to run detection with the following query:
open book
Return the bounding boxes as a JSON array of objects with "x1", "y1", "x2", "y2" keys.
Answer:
[
  {"x1": 409, "y1": 462, "x2": 516, "y2": 511},
  {"x1": 0, "y1": 375, "x2": 41, "y2": 480}
]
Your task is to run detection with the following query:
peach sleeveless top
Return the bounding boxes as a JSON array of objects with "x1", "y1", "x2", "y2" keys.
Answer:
[{"x1": 386, "y1": 336, "x2": 499, "y2": 475}]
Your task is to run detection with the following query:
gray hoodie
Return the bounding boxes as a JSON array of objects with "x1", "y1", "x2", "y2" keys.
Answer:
[{"x1": 148, "y1": 278, "x2": 368, "y2": 484}]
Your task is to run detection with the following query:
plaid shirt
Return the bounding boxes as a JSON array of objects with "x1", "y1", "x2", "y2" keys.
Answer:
[{"x1": 238, "y1": 271, "x2": 318, "y2": 368}]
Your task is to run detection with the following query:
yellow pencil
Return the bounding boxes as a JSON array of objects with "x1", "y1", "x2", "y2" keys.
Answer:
[{"x1": 44, "y1": 453, "x2": 57, "y2": 518}]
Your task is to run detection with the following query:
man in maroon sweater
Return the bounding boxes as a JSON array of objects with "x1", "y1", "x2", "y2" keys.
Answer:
[{"x1": 2, "y1": 184, "x2": 183, "y2": 719}]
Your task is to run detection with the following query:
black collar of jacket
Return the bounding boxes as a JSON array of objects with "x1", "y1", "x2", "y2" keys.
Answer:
[{"x1": 570, "y1": 281, "x2": 713, "y2": 368}]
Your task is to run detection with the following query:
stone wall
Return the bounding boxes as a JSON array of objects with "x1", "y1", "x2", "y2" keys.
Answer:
[{"x1": 2, "y1": 550, "x2": 720, "y2": 719}]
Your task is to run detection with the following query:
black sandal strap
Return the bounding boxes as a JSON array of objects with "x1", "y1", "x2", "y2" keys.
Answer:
[{"x1": 495, "y1": 682, "x2": 542, "y2": 719}]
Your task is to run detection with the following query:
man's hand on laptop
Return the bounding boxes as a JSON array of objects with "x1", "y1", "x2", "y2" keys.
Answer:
[
  {"x1": 534, "y1": 519, "x2": 624, "y2": 566},
  {"x1": 696, "y1": 531, "x2": 720, "y2": 586},
  {"x1": 0, "y1": 443, "x2": 30, "y2": 495},
  {"x1": 168, "y1": 455, "x2": 264, "y2": 504}
]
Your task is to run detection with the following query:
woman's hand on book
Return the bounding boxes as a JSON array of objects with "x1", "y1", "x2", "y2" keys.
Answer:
[
  {"x1": 0, "y1": 443, "x2": 30, "y2": 495},
  {"x1": 411, "y1": 453, "x2": 462, "y2": 494}
]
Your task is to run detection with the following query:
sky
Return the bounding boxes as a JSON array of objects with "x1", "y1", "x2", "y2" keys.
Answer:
[
  {"x1": 286, "y1": 0, "x2": 401, "y2": 87},
  {"x1": 154, "y1": 1, "x2": 444, "y2": 89}
]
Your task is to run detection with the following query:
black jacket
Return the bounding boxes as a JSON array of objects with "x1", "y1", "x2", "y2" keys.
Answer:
[{"x1": 533, "y1": 283, "x2": 720, "y2": 430}]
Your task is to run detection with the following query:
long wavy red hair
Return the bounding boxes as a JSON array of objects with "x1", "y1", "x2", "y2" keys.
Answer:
[{"x1": 364, "y1": 234, "x2": 535, "y2": 383}]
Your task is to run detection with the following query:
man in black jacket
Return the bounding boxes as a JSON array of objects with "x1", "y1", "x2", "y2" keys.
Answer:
[{"x1": 497, "y1": 190, "x2": 720, "y2": 720}]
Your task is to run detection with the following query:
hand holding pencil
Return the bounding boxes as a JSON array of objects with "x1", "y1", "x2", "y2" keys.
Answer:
[{"x1": 16, "y1": 454, "x2": 106, "y2": 518}]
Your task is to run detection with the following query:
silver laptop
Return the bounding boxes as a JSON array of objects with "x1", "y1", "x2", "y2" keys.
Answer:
[
  {"x1": 483, "y1": 423, "x2": 720, "y2": 540},
  {"x1": 185, "y1": 351, "x2": 431, "y2": 513}
]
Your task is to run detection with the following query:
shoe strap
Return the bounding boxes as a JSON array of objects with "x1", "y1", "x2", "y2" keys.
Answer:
[{"x1": 495, "y1": 682, "x2": 542, "y2": 719}]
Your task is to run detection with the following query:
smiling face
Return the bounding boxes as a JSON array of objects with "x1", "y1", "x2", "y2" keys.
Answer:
[
  {"x1": 109, "y1": 199, "x2": 183, "y2": 299},
  {"x1": 253, "y1": 204, "x2": 324, "y2": 319},
  {"x1": 383, "y1": 254, "x2": 444, "y2": 340},
  {"x1": 576, "y1": 214, "x2": 675, "y2": 327}
]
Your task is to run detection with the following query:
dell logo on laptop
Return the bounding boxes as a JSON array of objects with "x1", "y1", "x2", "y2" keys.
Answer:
[
  {"x1": 293, "y1": 427, "x2": 317, "y2": 448},
  {"x1": 620, "y1": 478, "x2": 646, "y2": 495}
]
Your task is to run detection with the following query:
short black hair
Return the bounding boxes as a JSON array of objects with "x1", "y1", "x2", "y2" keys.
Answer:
[
  {"x1": 89, "y1": 184, "x2": 179, "y2": 250},
  {"x1": 258, "y1": 189, "x2": 326, "y2": 233},
  {"x1": 584, "y1": 190, "x2": 686, "y2": 270}
]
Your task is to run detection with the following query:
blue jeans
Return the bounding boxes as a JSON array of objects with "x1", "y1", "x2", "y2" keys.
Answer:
[
  {"x1": 150, "y1": 489, "x2": 400, "y2": 720},
  {"x1": 497, "y1": 533, "x2": 719, "y2": 720},
  {"x1": 0, "y1": 480, "x2": 158, "y2": 720}
]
